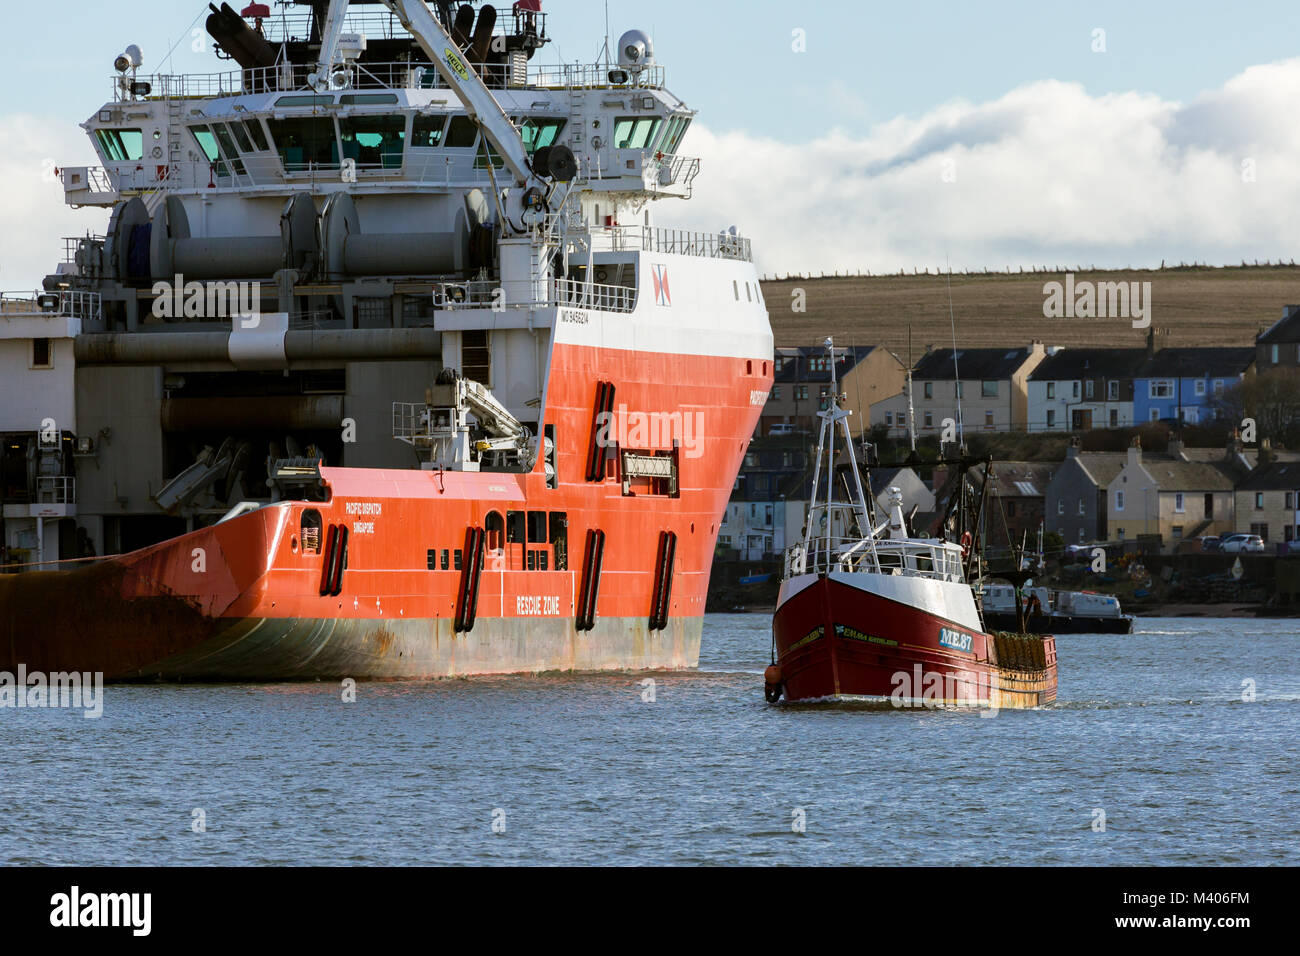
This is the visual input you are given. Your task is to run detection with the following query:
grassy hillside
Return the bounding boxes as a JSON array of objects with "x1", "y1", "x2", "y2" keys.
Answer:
[{"x1": 760, "y1": 264, "x2": 1299, "y2": 352}]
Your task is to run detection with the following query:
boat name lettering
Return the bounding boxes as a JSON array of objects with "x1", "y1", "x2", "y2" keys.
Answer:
[
  {"x1": 516, "y1": 595, "x2": 561, "y2": 616},
  {"x1": 834, "y1": 624, "x2": 897, "y2": 646},
  {"x1": 939, "y1": 627, "x2": 973, "y2": 653},
  {"x1": 561, "y1": 309, "x2": 589, "y2": 325},
  {"x1": 345, "y1": 502, "x2": 382, "y2": 516}
]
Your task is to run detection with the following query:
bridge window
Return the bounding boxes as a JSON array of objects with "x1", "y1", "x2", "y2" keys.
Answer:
[
  {"x1": 341, "y1": 94, "x2": 399, "y2": 106},
  {"x1": 412, "y1": 114, "x2": 447, "y2": 147},
  {"x1": 95, "y1": 128, "x2": 143, "y2": 162},
  {"x1": 657, "y1": 115, "x2": 691, "y2": 154},
  {"x1": 227, "y1": 119, "x2": 254, "y2": 153},
  {"x1": 242, "y1": 119, "x2": 269, "y2": 151},
  {"x1": 339, "y1": 115, "x2": 406, "y2": 169},
  {"x1": 520, "y1": 118, "x2": 566, "y2": 154},
  {"x1": 612, "y1": 116, "x2": 661, "y2": 150},
  {"x1": 267, "y1": 116, "x2": 339, "y2": 171},
  {"x1": 190, "y1": 126, "x2": 220, "y2": 163},
  {"x1": 444, "y1": 116, "x2": 479, "y2": 149},
  {"x1": 211, "y1": 124, "x2": 247, "y2": 174}
]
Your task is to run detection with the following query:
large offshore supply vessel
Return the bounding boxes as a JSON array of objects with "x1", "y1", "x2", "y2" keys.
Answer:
[{"x1": 0, "y1": 1, "x2": 773, "y2": 678}]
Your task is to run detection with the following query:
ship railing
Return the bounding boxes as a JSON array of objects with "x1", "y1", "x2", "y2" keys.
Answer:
[
  {"x1": 643, "y1": 151, "x2": 700, "y2": 196},
  {"x1": 62, "y1": 235, "x2": 107, "y2": 264},
  {"x1": 434, "y1": 278, "x2": 637, "y2": 314},
  {"x1": 36, "y1": 477, "x2": 76, "y2": 505},
  {"x1": 530, "y1": 61, "x2": 665, "y2": 90},
  {"x1": 0, "y1": 290, "x2": 102, "y2": 323},
  {"x1": 596, "y1": 225, "x2": 752, "y2": 262},
  {"x1": 793, "y1": 538, "x2": 965, "y2": 583},
  {"x1": 391, "y1": 402, "x2": 429, "y2": 444}
]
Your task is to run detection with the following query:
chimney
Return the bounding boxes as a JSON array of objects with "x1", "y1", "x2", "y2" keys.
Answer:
[
  {"x1": 1226, "y1": 428, "x2": 1243, "y2": 460},
  {"x1": 1168, "y1": 432, "x2": 1184, "y2": 460},
  {"x1": 1066, "y1": 435, "x2": 1081, "y2": 459},
  {"x1": 1260, "y1": 437, "x2": 1274, "y2": 465},
  {"x1": 1127, "y1": 434, "x2": 1142, "y2": 469}
]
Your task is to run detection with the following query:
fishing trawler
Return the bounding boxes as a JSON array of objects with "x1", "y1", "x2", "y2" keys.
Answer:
[
  {"x1": 765, "y1": 340, "x2": 1057, "y2": 707},
  {"x1": 0, "y1": 1, "x2": 772, "y2": 679}
]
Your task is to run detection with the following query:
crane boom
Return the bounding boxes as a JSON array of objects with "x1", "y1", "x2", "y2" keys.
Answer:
[{"x1": 375, "y1": 0, "x2": 536, "y2": 187}]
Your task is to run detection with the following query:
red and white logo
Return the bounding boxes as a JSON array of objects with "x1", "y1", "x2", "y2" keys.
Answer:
[{"x1": 652, "y1": 264, "x2": 671, "y2": 306}]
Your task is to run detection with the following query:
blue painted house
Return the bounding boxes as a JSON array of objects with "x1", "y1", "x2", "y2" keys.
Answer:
[{"x1": 1132, "y1": 347, "x2": 1255, "y2": 426}]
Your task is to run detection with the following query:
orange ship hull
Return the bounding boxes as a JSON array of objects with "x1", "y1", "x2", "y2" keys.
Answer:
[{"x1": 0, "y1": 343, "x2": 772, "y2": 679}]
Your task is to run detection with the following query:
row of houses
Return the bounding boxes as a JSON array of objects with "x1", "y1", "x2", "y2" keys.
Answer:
[
  {"x1": 757, "y1": 304, "x2": 1300, "y2": 440},
  {"x1": 720, "y1": 431, "x2": 1300, "y2": 560},
  {"x1": 727, "y1": 302, "x2": 1300, "y2": 560}
]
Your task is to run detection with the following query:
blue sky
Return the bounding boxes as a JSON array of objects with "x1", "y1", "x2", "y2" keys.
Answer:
[
  {"x1": 5, "y1": 1, "x2": 1300, "y2": 285},
  {"x1": 4, "y1": 1, "x2": 1298, "y2": 134}
]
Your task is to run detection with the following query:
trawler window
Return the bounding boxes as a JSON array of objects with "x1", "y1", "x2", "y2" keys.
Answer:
[
  {"x1": 95, "y1": 128, "x2": 144, "y2": 162},
  {"x1": 412, "y1": 114, "x2": 447, "y2": 147},
  {"x1": 520, "y1": 118, "x2": 566, "y2": 154},
  {"x1": 243, "y1": 119, "x2": 269, "y2": 151},
  {"x1": 268, "y1": 116, "x2": 339, "y2": 171},
  {"x1": 612, "y1": 116, "x2": 661, "y2": 150},
  {"x1": 341, "y1": 94, "x2": 399, "y2": 105},
  {"x1": 340, "y1": 115, "x2": 406, "y2": 168},
  {"x1": 444, "y1": 116, "x2": 479, "y2": 149}
]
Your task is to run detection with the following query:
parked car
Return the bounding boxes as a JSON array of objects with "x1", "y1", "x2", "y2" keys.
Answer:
[
  {"x1": 1176, "y1": 535, "x2": 1220, "y2": 554},
  {"x1": 1221, "y1": 534, "x2": 1265, "y2": 554}
]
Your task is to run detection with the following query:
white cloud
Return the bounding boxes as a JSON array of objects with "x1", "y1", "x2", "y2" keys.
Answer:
[
  {"x1": 676, "y1": 59, "x2": 1300, "y2": 276},
  {"x1": 0, "y1": 114, "x2": 103, "y2": 292}
]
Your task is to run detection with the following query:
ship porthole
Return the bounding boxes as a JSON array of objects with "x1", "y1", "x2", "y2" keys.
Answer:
[
  {"x1": 690, "y1": 522, "x2": 695, "y2": 533},
  {"x1": 290, "y1": 535, "x2": 300, "y2": 553}
]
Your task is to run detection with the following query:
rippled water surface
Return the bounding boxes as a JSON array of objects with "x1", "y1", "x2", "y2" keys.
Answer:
[{"x1": 1, "y1": 616, "x2": 1296, "y2": 865}]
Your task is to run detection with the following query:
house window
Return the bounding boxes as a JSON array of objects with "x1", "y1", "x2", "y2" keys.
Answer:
[
  {"x1": 1086, "y1": 380, "x2": 1095, "y2": 399},
  {"x1": 897, "y1": 413, "x2": 907, "y2": 428},
  {"x1": 924, "y1": 411, "x2": 933, "y2": 427},
  {"x1": 1205, "y1": 493, "x2": 1213, "y2": 518},
  {"x1": 770, "y1": 386, "x2": 781, "y2": 400},
  {"x1": 1078, "y1": 497, "x2": 1086, "y2": 515},
  {"x1": 1150, "y1": 380, "x2": 1174, "y2": 399},
  {"x1": 1117, "y1": 528, "x2": 1126, "y2": 541},
  {"x1": 1251, "y1": 522, "x2": 1269, "y2": 541},
  {"x1": 1109, "y1": 409, "x2": 1119, "y2": 427},
  {"x1": 1213, "y1": 379, "x2": 1224, "y2": 394},
  {"x1": 1255, "y1": 492, "x2": 1265, "y2": 510},
  {"x1": 1287, "y1": 492, "x2": 1295, "y2": 509},
  {"x1": 984, "y1": 410, "x2": 994, "y2": 428},
  {"x1": 1072, "y1": 381, "x2": 1080, "y2": 399},
  {"x1": 1007, "y1": 502, "x2": 1016, "y2": 517},
  {"x1": 1174, "y1": 492, "x2": 1185, "y2": 513},
  {"x1": 1047, "y1": 382, "x2": 1056, "y2": 399},
  {"x1": 795, "y1": 385, "x2": 808, "y2": 400},
  {"x1": 1172, "y1": 525, "x2": 1183, "y2": 540},
  {"x1": 924, "y1": 382, "x2": 933, "y2": 399},
  {"x1": 885, "y1": 412, "x2": 893, "y2": 426},
  {"x1": 1150, "y1": 409, "x2": 1160, "y2": 422},
  {"x1": 1194, "y1": 380, "x2": 1206, "y2": 396},
  {"x1": 1272, "y1": 344, "x2": 1280, "y2": 364},
  {"x1": 1115, "y1": 490, "x2": 1125, "y2": 511},
  {"x1": 1046, "y1": 409, "x2": 1056, "y2": 427},
  {"x1": 1107, "y1": 381, "x2": 1119, "y2": 401},
  {"x1": 981, "y1": 381, "x2": 997, "y2": 398},
  {"x1": 31, "y1": 338, "x2": 53, "y2": 369}
]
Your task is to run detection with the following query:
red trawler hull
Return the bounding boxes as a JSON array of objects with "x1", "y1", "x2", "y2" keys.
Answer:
[{"x1": 772, "y1": 575, "x2": 1058, "y2": 708}]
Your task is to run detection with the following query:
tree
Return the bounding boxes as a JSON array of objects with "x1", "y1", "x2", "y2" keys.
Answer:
[{"x1": 1234, "y1": 369, "x2": 1300, "y2": 446}]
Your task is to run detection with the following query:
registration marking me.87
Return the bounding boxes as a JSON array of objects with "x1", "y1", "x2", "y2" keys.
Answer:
[{"x1": 938, "y1": 627, "x2": 973, "y2": 653}]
